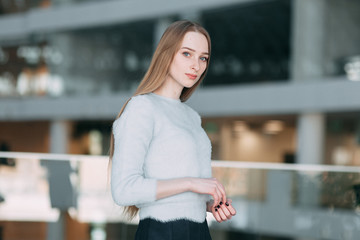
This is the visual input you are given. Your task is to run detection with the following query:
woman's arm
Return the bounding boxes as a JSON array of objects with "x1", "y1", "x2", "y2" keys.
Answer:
[
  {"x1": 156, "y1": 177, "x2": 227, "y2": 209},
  {"x1": 111, "y1": 98, "x2": 157, "y2": 206},
  {"x1": 156, "y1": 177, "x2": 236, "y2": 223}
]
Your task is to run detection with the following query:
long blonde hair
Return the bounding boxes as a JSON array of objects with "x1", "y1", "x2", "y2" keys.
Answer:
[{"x1": 109, "y1": 20, "x2": 211, "y2": 218}]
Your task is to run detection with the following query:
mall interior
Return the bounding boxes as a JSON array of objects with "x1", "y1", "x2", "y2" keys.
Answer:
[{"x1": 1, "y1": 0, "x2": 360, "y2": 239}]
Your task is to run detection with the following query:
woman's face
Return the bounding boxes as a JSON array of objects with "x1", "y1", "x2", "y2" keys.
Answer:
[{"x1": 166, "y1": 31, "x2": 209, "y2": 90}]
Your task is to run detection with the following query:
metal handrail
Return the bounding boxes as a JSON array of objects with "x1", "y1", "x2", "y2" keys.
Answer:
[{"x1": 1, "y1": 151, "x2": 360, "y2": 173}]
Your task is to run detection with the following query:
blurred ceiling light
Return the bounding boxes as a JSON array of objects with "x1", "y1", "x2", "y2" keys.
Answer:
[
  {"x1": 227, "y1": 56, "x2": 243, "y2": 76},
  {"x1": 89, "y1": 130, "x2": 103, "y2": 155},
  {"x1": 212, "y1": 60, "x2": 226, "y2": 75},
  {"x1": 344, "y1": 56, "x2": 360, "y2": 81},
  {"x1": 17, "y1": 46, "x2": 41, "y2": 64},
  {"x1": 233, "y1": 121, "x2": 248, "y2": 133},
  {"x1": 332, "y1": 146, "x2": 351, "y2": 165},
  {"x1": 125, "y1": 51, "x2": 139, "y2": 71},
  {"x1": 17, "y1": 46, "x2": 64, "y2": 65},
  {"x1": 47, "y1": 75, "x2": 64, "y2": 97},
  {"x1": 43, "y1": 46, "x2": 64, "y2": 65},
  {"x1": 263, "y1": 120, "x2": 284, "y2": 134},
  {"x1": 249, "y1": 61, "x2": 261, "y2": 75}
]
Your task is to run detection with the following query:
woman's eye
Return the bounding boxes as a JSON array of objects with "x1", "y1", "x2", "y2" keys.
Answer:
[
  {"x1": 200, "y1": 57, "x2": 208, "y2": 62},
  {"x1": 183, "y1": 52, "x2": 190, "y2": 57}
]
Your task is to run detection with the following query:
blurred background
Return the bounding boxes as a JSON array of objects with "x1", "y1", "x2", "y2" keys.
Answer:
[{"x1": 0, "y1": 0, "x2": 360, "y2": 239}]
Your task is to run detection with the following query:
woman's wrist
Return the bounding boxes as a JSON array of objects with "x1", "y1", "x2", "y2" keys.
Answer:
[
  {"x1": 156, "y1": 177, "x2": 193, "y2": 200},
  {"x1": 183, "y1": 177, "x2": 193, "y2": 192}
]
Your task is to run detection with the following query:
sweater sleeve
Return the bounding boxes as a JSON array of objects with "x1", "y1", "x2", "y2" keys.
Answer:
[{"x1": 111, "y1": 97, "x2": 157, "y2": 206}]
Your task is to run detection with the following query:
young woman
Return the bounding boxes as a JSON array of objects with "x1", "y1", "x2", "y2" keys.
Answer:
[{"x1": 110, "y1": 20, "x2": 236, "y2": 240}]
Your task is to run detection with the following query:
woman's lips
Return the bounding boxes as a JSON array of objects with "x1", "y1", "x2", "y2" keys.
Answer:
[{"x1": 185, "y1": 73, "x2": 197, "y2": 80}]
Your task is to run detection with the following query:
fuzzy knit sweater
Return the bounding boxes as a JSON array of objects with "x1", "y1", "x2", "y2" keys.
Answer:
[{"x1": 111, "y1": 93, "x2": 212, "y2": 223}]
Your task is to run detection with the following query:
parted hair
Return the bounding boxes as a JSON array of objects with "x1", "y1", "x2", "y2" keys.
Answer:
[{"x1": 109, "y1": 20, "x2": 211, "y2": 219}]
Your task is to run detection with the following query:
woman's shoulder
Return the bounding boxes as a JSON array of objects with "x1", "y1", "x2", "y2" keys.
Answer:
[
  {"x1": 113, "y1": 94, "x2": 155, "y2": 129},
  {"x1": 113, "y1": 94, "x2": 156, "y2": 123},
  {"x1": 126, "y1": 93, "x2": 156, "y2": 111},
  {"x1": 129, "y1": 93, "x2": 152, "y2": 103}
]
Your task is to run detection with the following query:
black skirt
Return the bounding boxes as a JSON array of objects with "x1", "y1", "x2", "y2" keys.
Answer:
[{"x1": 135, "y1": 218, "x2": 212, "y2": 240}]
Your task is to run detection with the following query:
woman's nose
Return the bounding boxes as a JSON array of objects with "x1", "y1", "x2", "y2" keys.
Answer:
[{"x1": 191, "y1": 59, "x2": 200, "y2": 71}]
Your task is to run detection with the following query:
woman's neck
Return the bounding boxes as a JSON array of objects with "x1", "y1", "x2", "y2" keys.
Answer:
[{"x1": 153, "y1": 81, "x2": 183, "y2": 100}]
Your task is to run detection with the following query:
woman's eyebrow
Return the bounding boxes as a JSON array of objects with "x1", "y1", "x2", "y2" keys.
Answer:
[{"x1": 181, "y1": 47, "x2": 209, "y2": 55}]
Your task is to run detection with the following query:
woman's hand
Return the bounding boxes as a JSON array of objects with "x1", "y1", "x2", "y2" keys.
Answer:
[
  {"x1": 188, "y1": 178, "x2": 227, "y2": 208},
  {"x1": 156, "y1": 177, "x2": 235, "y2": 223},
  {"x1": 207, "y1": 199, "x2": 236, "y2": 223},
  {"x1": 156, "y1": 177, "x2": 226, "y2": 205}
]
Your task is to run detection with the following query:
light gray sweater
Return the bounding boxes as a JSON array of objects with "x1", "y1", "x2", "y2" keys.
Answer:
[{"x1": 111, "y1": 93, "x2": 212, "y2": 222}]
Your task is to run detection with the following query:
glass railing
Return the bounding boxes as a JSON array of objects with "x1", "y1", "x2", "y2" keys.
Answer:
[
  {"x1": 211, "y1": 161, "x2": 360, "y2": 240},
  {"x1": 0, "y1": 152, "x2": 360, "y2": 240}
]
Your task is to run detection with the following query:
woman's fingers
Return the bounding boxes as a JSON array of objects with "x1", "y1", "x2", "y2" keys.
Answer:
[
  {"x1": 213, "y1": 178, "x2": 227, "y2": 204},
  {"x1": 219, "y1": 202, "x2": 231, "y2": 217},
  {"x1": 212, "y1": 186, "x2": 222, "y2": 207},
  {"x1": 225, "y1": 199, "x2": 236, "y2": 216},
  {"x1": 205, "y1": 179, "x2": 225, "y2": 209},
  {"x1": 190, "y1": 177, "x2": 229, "y2": 214},
  {"x1": 211, "y1": 199, "x2": 237, "y2": 223},
  {"x1": 213, "y1": 205, "x2": 229, "y2": 222},
  {"x1": 212, "y1": 204, "x2": 226, "y2": 222},
  {"x1": 218, "y1": 207, "x2": 227, "y2": 221},
  {"x1": 213, "y1": 185, "x2": 223, "y2": 207},
  {"x1": 191, "y1": 178, "x2": 219, "y2": 195},
  {"x1": 212, "y1": 208, "x2": 222, "y2": 222}
]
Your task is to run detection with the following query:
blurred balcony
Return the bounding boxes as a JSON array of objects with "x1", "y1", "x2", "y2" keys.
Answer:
[{"x1": 0, "y1": 151, "x2": 360, "y2": 239}]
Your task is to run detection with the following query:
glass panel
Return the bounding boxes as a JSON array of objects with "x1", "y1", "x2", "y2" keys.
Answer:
[
  {"x1": 211, "y1": 163, "x2": 360, "y2": 239},
  {"x1": 1, "y1": 153, "x2": 360, "y2": 239},
  {"x1": 0, "y1": 157, "x2": 58, "y2": 221},
  {"x1": 325, "y1": 112, "x2": 360, "y2": 166},
  {"x1": 202, "y1": 0, "x2": 291, "y2": 86},
  {"x1": 202, "y1": 116, "x2": 297, "y2": 163}
]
